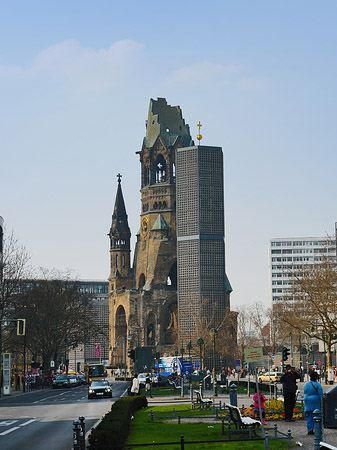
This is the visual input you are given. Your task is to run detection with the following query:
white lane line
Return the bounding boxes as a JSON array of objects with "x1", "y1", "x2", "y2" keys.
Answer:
[
  {"x1": 0, "y1": 426, "x2": 21, "y2": 436},
  {"x1": 0, "y1": 420, "x2": 18, "y2": 426},
  {"x1": 20, "y1": 419, "x2": 37, "y2": 427}
]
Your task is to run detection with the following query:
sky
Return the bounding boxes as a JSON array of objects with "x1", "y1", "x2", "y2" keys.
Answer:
[{"x1": 1, "y1": 1, "x2": 337, "y2": 310}]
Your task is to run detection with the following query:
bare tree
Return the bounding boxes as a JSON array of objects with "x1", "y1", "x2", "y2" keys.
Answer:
[
  {"x1": 0, "y1": 231, "x2": 32, "y2": 348},
  {"x1": 279, "y1": 256, "x2": 337, "y2": 368},
  {"x1": 15, "y1": 272, "x2": 102, "y2": 374},
  {"x1": 235, "y1": 304, "x2": 261, "y2": 365}
]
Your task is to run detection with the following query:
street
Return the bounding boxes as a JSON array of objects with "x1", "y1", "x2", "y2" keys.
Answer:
[{"x1": 0, "y1": 381, "x2": 129, "y2": 450}]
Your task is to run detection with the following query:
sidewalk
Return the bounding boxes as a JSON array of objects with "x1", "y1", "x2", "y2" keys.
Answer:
[{"x1": 147, "y1": 390, "x2": 337, "y2": 450}]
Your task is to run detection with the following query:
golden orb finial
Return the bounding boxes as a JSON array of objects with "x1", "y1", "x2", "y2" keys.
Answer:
[{"x1": 197, "y1": 121, "x2": 202, "y2": 144}]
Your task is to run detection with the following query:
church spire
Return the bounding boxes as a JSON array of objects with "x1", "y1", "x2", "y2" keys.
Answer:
[
  {"x1": 108, "y1": 175, "x2": 132, "y2": 290},
  {"x1": 112, "y1": 173, "x2": 128, "y2": 226}
]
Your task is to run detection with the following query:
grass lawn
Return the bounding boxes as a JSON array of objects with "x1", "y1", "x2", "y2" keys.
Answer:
[{"x1": 125, "y1": 405, "x2": 291, "y2": 449}]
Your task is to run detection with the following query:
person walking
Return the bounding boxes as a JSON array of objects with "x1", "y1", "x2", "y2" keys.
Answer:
[
  {"x1": 145, "y1": 373, "x2": 152, "y2": 397},
  {"x1": 130, "y1": 374, "x2": 139, "y2": 396},
  {"x1": 280, "y1": 364, "x2": 300, "y2": 422},
  {"x1": 304, "y1": 371, "x2": 324, "y2": 435}
]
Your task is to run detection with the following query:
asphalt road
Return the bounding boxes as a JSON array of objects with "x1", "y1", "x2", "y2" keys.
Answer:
[{"x1": 0, "y1": 381, "x2": 129, "y2": 450}]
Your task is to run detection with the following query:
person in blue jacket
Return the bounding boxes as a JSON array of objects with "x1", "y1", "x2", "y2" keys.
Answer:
[{"x1": 304, "y1": 371, "x2": 324, "y2": 435}]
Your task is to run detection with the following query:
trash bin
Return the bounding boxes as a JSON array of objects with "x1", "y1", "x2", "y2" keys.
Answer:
[{"x1": 324, "y1": 384, "x2": 337, "y2": 428}]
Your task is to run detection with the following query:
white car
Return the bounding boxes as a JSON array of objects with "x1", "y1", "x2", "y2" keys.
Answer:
[
  {"x1": 68, "y1": 375, "x2": 79, "y2": 386},
  {"x1": 258, "y1": 372, "x2": 283, "y2": 383}
]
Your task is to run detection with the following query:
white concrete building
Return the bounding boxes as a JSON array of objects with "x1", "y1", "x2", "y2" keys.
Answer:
[{"x1": 268, "y1": 236, "x2": 336, "y2": 305}]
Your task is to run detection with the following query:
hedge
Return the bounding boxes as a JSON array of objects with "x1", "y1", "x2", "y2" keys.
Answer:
[{"x1": 88, "y1": 395, "x2": 148, "y2": 450}]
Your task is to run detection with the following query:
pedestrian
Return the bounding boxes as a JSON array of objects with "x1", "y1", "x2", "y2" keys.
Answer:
[
  {"x1": 280, "y1": 364, "x2": 301, "y2": 422},
  {"x1": 253, "y1": 389, "x2": 267, "y2": 425},
  {"x1": 304, "y1": 371, "x2": 323, "y2": 435},
  {"x1": 130, "y1": 374, "x2": 139, "y2": 396},
  {"x1": 253, "y1": 388, "x2": 267, "y2": 425},
  {"x1": 145, "y1": 373, "x2": 151, "y2": 396}
]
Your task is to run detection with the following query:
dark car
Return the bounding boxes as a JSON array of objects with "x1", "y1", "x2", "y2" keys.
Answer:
[
  {"x1": 53, "y1": 374, "x2": 70, "y2": 389},
  {"x1": 77, "y1": 374, "x2": 87, "y2": 385},
  {"x1": 88, "y1": 380, "x2": 112, "y2": 399}
]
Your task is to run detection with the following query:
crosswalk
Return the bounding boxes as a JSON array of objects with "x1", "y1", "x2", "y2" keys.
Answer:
[{"x1": 0, "y1": 418, "x2": 37, "y2": 436}]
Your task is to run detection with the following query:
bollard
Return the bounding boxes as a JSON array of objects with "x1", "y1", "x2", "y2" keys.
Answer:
[
  {"x1": 73, "y1": 420, "x2": 80, "y2": 450},
  {"x1": 190, "y1": 384, "x2": 193, "y2": 402},
  {"x1": 78, "y1": 416, "x2": 85, "y2": 450},
  {"x1": 287, "y1": 429, "x2": 292, "y2": 448},
  {"x1": 264, "y1": 431, "x2": 269, "y2": 450},
  {"x1": 230, "y1": 384, "x2": 237, "y2": 406},
  {"x1": 173, "y1": 407, "x2": 176, "y2": 418},
  {"x1": 150, "y1": 410, "x2": 154, "y2": 422},
  {"x1": 180, "y1": 434, "x2": 184, "y2": 450},
  {"x1": 221, "y1": 419, "x2": 225, "y2": 435},
  {"x1": 178, "y1": 412, "x2": 181, "y2": 424},
  {"x1": 313, "y1": 409, "x2": 321, "y2": 450},
  {"x1": 273, "y1": 423, "x2": 277, "y2": 438}
]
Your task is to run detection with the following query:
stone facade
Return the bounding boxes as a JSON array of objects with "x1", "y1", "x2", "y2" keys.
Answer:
[{"x1": 109, "y1": 99, "x2": 193, "y2": 369}]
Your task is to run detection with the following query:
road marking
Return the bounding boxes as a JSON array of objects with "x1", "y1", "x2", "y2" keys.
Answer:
[
  {"x1": 0, "y1": 426, "x2": 21, "y2": 436},
  {"x1": 20, "y1": 419, "x2": 37, "y2": 427},
  {"x1": 0, "y1": 420, "x2": 18, "y2": 426}
]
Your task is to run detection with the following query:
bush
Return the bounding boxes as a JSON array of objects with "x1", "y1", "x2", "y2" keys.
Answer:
[{"x1": 88, "y1": 395, "x2": 148, "y2": 450}]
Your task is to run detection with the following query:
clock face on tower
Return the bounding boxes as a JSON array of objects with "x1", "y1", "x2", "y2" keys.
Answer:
[{"x1": 141, "y1": 217, "x2": 149, "y2": 237}]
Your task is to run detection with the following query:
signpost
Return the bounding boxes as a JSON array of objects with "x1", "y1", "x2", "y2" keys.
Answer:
[
  {"x1": 3, "y1": 353, "x2": 11, "y2": 395},
  {"x1": 244, "y1": 348, "x2": 265, "y2": 435}
]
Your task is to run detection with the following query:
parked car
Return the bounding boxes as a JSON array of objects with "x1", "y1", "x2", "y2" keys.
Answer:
[
  {"x1": 88, "y1": 380, "x2": 112, "y2": 399},
  {"x1": 53, "y1": 374, "x2": 70, "y2": 389},
  {"x1": 258, "y1": 372, "x2": 283, "y2": 383}
]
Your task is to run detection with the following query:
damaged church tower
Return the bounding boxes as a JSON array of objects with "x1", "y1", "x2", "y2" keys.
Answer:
[{"x1": 108, "y1": 98, "x2": 233, "y2": 370}]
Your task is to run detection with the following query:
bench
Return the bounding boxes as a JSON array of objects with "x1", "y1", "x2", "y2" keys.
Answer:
[
  {"x1": 225, "y1": 403, "x2": 261, "y2": 435},
  {"x1": 193, "y1": 389, "x2": 213, "y2": 409}
]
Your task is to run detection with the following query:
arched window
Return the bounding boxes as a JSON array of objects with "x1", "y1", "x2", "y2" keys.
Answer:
[
  {"x1": 139, "y1": 273, "x2": 145, "y2": 288},
  {"x1": 167, "y1": 262, "x2": 177, "y2": 289},
  {"x1": 155, "y1": 155, "x2": 166, "y2": 183}
]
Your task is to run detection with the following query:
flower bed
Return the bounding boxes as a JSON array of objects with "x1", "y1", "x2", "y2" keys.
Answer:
[{"x1": 243, "y1": 399, "x2": 303, "y2": 421}]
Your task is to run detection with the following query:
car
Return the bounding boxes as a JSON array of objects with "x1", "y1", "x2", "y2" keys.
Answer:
[
  {"x1": 137, "y1": 373, "x2": 158, "y2": 387},
  {"x1": 77, "y1": 374, "x2": 87, "y2": 385},
  {"x1": 258, "y1": 372, "x2": 283, "y2": 383},
  {"x1": 53, "y1": 374, "x2": 70, "y2": 389},
  {"x1": 88, "y1": 380, "x2": 112, "y2": 399},
  {"x1": 68, "y1": 374, "x2": 79, "y2": 387}
]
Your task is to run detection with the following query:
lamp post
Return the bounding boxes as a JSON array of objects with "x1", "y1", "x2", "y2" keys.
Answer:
[
  {"x1": 210, "y1": 328, "x2": 218, "y2": 396},
  {"x1": 197, "y1": 338, "x2": 204, "y2": 372},
  {"x1": 187, "y1": 340, "x2": 192, "y2": 364},
  {"x1": 180, "y1": 346, "x2": 185, "y2": 397}
]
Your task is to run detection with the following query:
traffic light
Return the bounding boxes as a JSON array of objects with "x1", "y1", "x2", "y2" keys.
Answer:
[
  {"x1": 17, "y1": 319, "x2": 26, "y2": 336},
  {"x1": 128, "y1": 349, "x2": 135, "y2": 361},
  {"x1": 282, "y1": 346, "x2": 290, "y2": 361}
]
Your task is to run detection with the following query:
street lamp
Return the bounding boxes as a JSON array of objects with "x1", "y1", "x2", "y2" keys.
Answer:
[
  {"x1": 180, "y1": 346, "x2": 185, "y2": 398},
  {"x1": 197, "y1": 338, "x2": 204, "y2": 372},
  {"x1": 210, "y1": 328, "x2": 218, "y2": 396},
  {"x1": 187, "y1": 340, "x2": 192, "y2": 361}
]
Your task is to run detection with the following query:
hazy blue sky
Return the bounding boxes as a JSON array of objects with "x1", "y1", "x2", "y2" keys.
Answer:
[{"x1": 1, "y1": 1, "x2": 337, "y2": 309}]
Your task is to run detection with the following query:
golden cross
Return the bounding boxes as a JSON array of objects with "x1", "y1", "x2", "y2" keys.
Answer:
[{"x1": 197, "y1": 121, "x2": 203, "y2": 144}]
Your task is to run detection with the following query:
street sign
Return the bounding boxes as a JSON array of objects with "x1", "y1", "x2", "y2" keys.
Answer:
[
  {"x1": 244, "y1": 347, "x2": 264, "y2": 363},
  {"x1": 50, "y1": 360, "x2": 55, "y2": 367},
  {"x1": 235, "y1": 359, "x2": 241, "y2": 368},
  {"x1": 272, "y1": 355, "x2": 275, "y2": 360}
]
